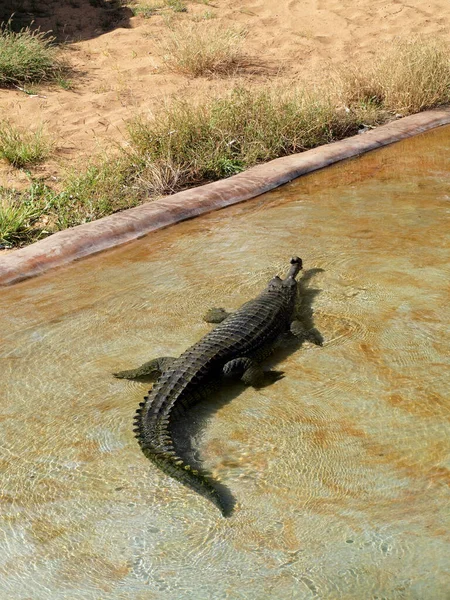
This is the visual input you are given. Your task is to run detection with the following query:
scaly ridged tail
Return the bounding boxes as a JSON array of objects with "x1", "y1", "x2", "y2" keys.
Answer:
[{"x1": 133, "y1": 401, "x2": 230, "y2": 516}]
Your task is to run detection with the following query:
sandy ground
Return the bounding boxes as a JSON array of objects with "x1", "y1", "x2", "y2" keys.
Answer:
[{"x1": 0, "y1": 0, "x2": 450, "y2": 190}]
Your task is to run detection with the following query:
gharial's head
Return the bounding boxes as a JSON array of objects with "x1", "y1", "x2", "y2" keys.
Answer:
[{"x1": 267, "y1": 257, "x2": 303, "y2": 298}]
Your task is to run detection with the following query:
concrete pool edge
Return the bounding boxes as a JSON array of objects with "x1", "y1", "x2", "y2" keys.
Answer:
[{"x1": 1, "y1": 107, "x2": 450, "y2": 286}]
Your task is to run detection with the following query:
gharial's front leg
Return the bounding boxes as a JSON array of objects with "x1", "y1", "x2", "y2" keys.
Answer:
[
  {"x1": 113, "y1": 356, "x2": 176, "y2": 379},
  {"x1": 203, "y1": 307, "x2": 231, "y2": 324}
]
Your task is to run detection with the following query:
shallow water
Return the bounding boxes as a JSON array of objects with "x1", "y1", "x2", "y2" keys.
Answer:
[{"x1": 1, "y1": 125, "x2": 449, "y2": 600}]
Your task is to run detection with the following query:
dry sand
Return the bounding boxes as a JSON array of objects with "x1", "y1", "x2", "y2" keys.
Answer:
[{"x1": 1, "y1": 0, "x2": 450, "y2": 190}]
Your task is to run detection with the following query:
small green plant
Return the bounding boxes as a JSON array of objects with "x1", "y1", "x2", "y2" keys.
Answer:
[
  {"x1": 164, "y1": 0, "x2": 187, "y2": 12},
  {"x1": 214, "y1": 157, "x2": 244, "y2": 177},
  {"x1": 127, "y1": 0, "x2": 185, "y2": 18},
  {"x1": 0, "y1": 184, "x2": 51, "y2": 246},
  {"x1": 15, "y1": 84, "x2": 40, "y2": 96},
  {"x1": 158, "y1": 22, "x2": 247, "y2": 77},
  {"x1": 51, "y1": 155, "x2": 141, "y2": 229},
  {"x1": 133, "y1": 5, "x2": 158, "y2": 17},
  {"x1": 191, "y1": 10, "x2": 216, "y2": 22},
  {"x1": 0, "y1": 21, "x2": 67, "y2": 86},
  {"x1": 0, "y1": 123, "x2": 54, "y2": 168},
  {"x1": 55, "y1": 75, "x2": 73, "y2": 90},
  {"x1": 130, "y1": 1, "x2": 163, "y2": 17}
]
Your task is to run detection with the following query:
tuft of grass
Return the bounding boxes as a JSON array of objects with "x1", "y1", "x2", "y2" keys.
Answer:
[
  {"x1": 132, "y1": 5, "x2": 160, "y2": 17},
  {"x1": 164, "y1": 0, "x2": 187, "y2": 12},
  {"x1": 0, "y1": 184, "x2": 52, "y2": 246},
  {"x1": 129, "y1": 1, "x2": 164, "y2": 18},
  {"x1": 0, "y1": 21, "x2": 67, "y2": 87},
  {"x1": 158, "y1": 22, "x2": 247, "y2": 77},
  {"x1": 135, "y1": 157, "x2": 189, "y2": 196},
  {"x1": 50, "y1": 155, "x2": 141, "y2": 229},
  {"x1": 55, "y1": 75, "x2": 74, "y2": 91},
  {"x1": 191, "y1": 10, "x2": 216, "y2": 22},
  {"x1": 0, "y1": 122, "x2": 54, "y2": 168},
  {"x1": 337, "y1": 38, "x2": 450, "y2": 115},
  {"x1": 127, "y1": 0, "x2": 186, "y2": 17}
]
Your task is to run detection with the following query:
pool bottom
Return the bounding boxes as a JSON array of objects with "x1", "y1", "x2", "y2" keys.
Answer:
[{"x1": 0, "y1": 124, "x2": 449, "y2": 599}]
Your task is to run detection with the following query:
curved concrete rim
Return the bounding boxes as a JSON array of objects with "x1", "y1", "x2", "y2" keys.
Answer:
[{"x1": 1, "y1": 107, "x2": 450, "y2": 286}]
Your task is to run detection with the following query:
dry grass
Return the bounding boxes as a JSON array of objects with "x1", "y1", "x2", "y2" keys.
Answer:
[
  {"x1": 158, "y1": 22, "x2": 247, "y2": 77},
  {"x1": 135, "y1": 158, "x2": 189, "y2": 196},
  {"x1": 0, "y1": 122, "x2": 54, "y2": 168},
  {"x1": 126, "y1": 86, "x2": 364, "y2": 191},
  {"x1": 337, "y1": 38, "x2": 450, "y2": 115}
]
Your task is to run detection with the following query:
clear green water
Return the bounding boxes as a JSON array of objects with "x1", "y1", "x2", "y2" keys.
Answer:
[{"x1": 1, "y1": 126, "x2": 449, "y2": 599}]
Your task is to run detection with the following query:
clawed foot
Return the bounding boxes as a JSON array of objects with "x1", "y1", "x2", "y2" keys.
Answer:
[
  {"x1": 290, "y1": 321, "x2": 323, "y2": 346},
  {"x1": 243, "y1": 369, "x2": 285, "y2": 388},
  {"x1": 305, "y1": 327, "x2": 324, "y2": 346},
  {"x1": 260, "y1": 370, "x2": 285, "y2": 386}
]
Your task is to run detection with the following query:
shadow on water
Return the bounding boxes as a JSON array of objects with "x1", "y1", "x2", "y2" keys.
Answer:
[
  {"x1": 169, "y1": 268, "x2": 325, "y2": 516},
  {"x1": 295, "y1": 267, "x2": 325, "y2": 341},
  {"x1": 1, "y1": 0, "x2": 133, "y2": 42}
]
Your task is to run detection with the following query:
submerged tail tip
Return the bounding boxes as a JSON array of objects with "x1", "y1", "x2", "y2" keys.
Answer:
[
  {"x1": 219, "y1": 502, "x2": 234, "y2": 518},
  {"x1": 208, "y1": 489, "x2": 233, "y2": 518}
]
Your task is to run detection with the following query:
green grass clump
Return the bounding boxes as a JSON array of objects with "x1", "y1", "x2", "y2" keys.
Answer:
[
  {"x1": 132, "y1": 5, "x2": 160, "y2": 17},
  {"x1": 51, "y1": 156, "x2": 141, "y2": 229},
  {"x1": 129, "y1": 1, "x2": 163, "y2": 17},
  {"x1": 165, "y1": 0, "x2": 187, "y2": 12},
  {"x1": 127, "y1": 0, "x2": 186, "y2": 18},
  {"x1": 0, "y1": 123, "x2": 54, "y2": 168},
  {"x1": 0, "y1": 184, "x2": 52, "y2": 246},
  {"x1": 0, "y1": 157, "x2": 141, "y2": 245},
  {"x1": 158, "y1": 22, "x2": 246, "y2": 77},
  {"x1": 0, "y1": 22, "x2": 66, "y2": 87}
]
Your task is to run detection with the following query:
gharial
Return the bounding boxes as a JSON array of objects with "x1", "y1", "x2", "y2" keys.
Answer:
[{"x1": 114, "y1": 257, "x2": 320, "y2": 516}]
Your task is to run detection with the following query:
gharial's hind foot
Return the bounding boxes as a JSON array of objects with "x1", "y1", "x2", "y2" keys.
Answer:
[
  {"x1": 305, "y1": 327, "x2": 324, "y2": 346},
  {"x1": 290, "y1": 321, "x2": 323, "y2": 346},
  {"x1": 113, "y1": 356, "x2": 176, "y2": 379},
  {"x1": 203, "y1": 307, "x2": 230, "y2": 324},
  {"x1": 223, "y1": 357, "x2": 284, "y2": 388}
]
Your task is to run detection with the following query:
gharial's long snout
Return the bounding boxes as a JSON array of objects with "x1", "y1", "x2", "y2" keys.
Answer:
[{"x1": 284, "y1": 256, "x2": 303, "y2": 281}]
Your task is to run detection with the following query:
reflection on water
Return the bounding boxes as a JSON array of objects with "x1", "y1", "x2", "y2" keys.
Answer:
[{"x1": 1, "y1": 126, "x2": 449, "y2": 599}]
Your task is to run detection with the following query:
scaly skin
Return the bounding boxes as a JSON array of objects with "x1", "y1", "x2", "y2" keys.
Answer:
[{"x1": 119, "y1": 257, "x2": 303, "y2": 516}]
